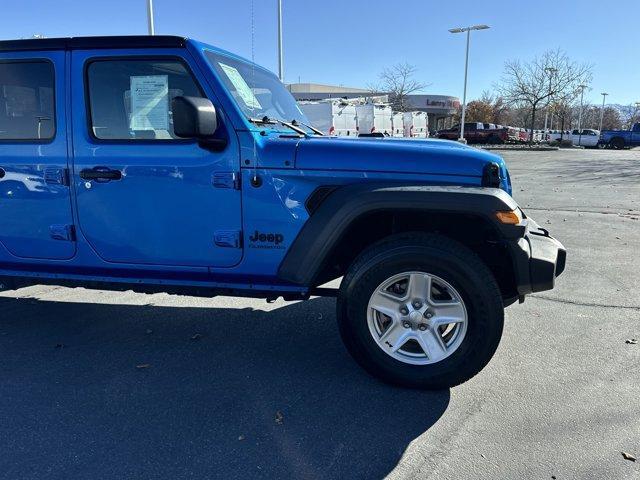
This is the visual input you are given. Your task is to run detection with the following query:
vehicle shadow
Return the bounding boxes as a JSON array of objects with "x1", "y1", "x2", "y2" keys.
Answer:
[{"x1": 0, "y1": 295, "x2": 449, "y2": 480}]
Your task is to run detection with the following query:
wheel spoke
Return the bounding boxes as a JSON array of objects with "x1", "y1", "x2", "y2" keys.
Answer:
[
  {"x1": 408, "y1": 273, "x2": 431, "y2": 300},
  {"x1": 379, "y1": 322, "x2": 410, "y2": 353},
  {"x1": 416, "y1": 328, "x2": 448, "y2": 361},
  {"x1": 369, "y1": 290, "x2": 403, "y2": 319},
  {"x1": 432, "y1": 301, "x2": 466, "y2": 324}
]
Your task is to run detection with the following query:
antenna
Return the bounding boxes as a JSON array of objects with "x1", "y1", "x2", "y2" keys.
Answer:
[{"x1": 277, "y1": 0, "x2": 284, "y2": 81}]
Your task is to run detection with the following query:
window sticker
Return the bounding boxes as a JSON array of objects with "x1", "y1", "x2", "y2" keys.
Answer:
[
  {"x1": 129, "y1": 75, "x2": 169, "y2": 131},
  {"x1": 218, "y1": 62, "x2": 262, "y2": 110}
]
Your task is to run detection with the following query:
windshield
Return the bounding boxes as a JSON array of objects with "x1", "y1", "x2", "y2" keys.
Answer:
[{"x1": 205, "y1": 50, "x2": 309, "y2": 127}]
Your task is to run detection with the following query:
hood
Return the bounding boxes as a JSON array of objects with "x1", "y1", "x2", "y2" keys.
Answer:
[{"x1": 294, "y1": 136, "x2": 510, "y2": 192}]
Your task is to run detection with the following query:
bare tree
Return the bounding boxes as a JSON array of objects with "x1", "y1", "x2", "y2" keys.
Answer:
[
  {"x1": 375, "y1": 63, "x2": 428, "y2": 112},
  {"x1": 572, "y1": 103, "x2": 622, "y2": 131},
  {"x1": 479, "y1": 91, "x2": 510, "y2": 125},
  {"x1": 498, "y1": 49, "x2": 592, "y2": 143},
  {"x1": 620, "y1": 103, "x2": 640, "y2": 129},
  {"x1": 549, "y1": 98, "x2": 577, "y2": 140},
  {"x1": 600, "y1": 107, "x2": 623, "y2": 130}
]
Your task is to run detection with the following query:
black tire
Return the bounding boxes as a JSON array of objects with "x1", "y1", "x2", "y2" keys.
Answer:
[
  {"x1": 609, "y1": 137, "x2": 625, "y2": 149},
  {"x1": 337, "y1": 233, "x2": 504, "y2": 389}
]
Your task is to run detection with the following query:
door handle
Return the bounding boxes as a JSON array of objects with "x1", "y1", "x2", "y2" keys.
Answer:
[
  {"x1": 80, "y1": 167, "x2": 122, "y2": 182},
  {"x1": 0, "y1": 167, "x2": 5, "y2": 179}
]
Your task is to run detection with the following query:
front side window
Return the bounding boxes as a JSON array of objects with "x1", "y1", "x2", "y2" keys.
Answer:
[
  {"x1": 87, "y1": 58, "x2": 202, "y2": 140},
  {"x1": 0, "y1": 61, "x2": 55, "y2": 141},
  {"x1": 204, "y1": 50, "x2": 308, "y2": 125}
]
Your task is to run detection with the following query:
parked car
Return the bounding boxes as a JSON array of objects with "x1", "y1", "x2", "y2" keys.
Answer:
[
  {"x1": 548, "y1": 130, "x2": 571, "y2": 143},
  {"x1": 355, "y1": 103, "x2": 392, "y2": 137},
  {"x1": 517, "y1": 128, "x2": 529, "y2": 143},
  {"x1": 533, "y1": 130, "x2": 543, "y2": 143},
  {"x1": 569, "y1": 129, "x2": 600, "y2": 148},
  {"x1": 436, "y1": 122, "x2": 487, "y2": 143},
  {"x1": 496, "y1": 125, "x2": 520, "y2": 144},
  {"x1": 493, "y1": 125, "x2": 521, "y2": 144},
  {"x1": 298, "y1": 100, "x2": 357, "y2": 137},
  {"x1": 598, "y1": 123, "x2": 640, "y2": 149},
  {"x1": 437, "y1": 123, "x2": 518, "y2": 144},
  {"x1": 0, "y1": 35, "x2": 566, "y2": 390}
]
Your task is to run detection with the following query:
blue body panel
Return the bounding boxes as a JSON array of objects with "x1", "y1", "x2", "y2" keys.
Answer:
[
  {"x1": 0, "y1": 38, "x2": 513, "y2": 293},
  {"x1": 599, "y1": 123, "x2": 640, "y2": 147},
  {"x1": 0, "y1": 50, "x2": 75, "y2": 260},
  {"x1": 70, "y1": 47, "x2": 242, "y2": 268}
]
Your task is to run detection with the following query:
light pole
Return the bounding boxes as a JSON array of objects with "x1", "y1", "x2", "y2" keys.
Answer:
[
  {"x1": 147, "y1": 0, "x2": 155, "y2": 36},
  {"x1": 543, "y1": 67, "x2": 557, "y2": 140},
  {"x1": 577, "y1": 84, "x2": 588, "y2": 146},
  {"x1": 277, "y1": 0, "x2": 284, "y2": 81},
  {"x1": 449, "y1": 24, "x2": 490, "y2": 143},
  {"x1": 598, "y1": 92, "x2": 608, "y2": 132}
]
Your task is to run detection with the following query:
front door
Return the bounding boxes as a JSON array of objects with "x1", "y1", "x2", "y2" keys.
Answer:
[
  {"x1": 0, "y1": 51, "x2": 75, "y2": 260},
  {"x1": 71, "y1": 50, "x2": 242, "y2": 267}
]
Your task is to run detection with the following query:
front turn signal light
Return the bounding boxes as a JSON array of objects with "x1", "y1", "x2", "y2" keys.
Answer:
[{"x1": 495, "y1": 209, "x2": 522, "y2": 225}]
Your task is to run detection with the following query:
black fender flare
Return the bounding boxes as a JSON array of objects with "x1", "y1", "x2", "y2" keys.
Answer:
[{"x1": 277, "y1": 183, "x2": 523, "y2": 286}]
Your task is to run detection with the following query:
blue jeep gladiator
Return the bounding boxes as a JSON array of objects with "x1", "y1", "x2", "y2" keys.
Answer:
[
  {"x1": 0, "y1": 36, "x2": 565, "y2": 389},
  {"x1": 599, "y1": 122, "x2": 640, "y2": 149}
]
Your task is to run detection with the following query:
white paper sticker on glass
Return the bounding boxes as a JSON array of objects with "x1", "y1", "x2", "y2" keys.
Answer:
[
  {"x1": 130, "y1": 75, "x2": 169, "y2": 131},
  {"x1": 218, "y1": 62, "x2": 262, "y2": 110}
]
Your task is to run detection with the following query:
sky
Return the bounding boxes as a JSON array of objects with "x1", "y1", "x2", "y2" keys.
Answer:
[{"x1": 1, "y1": 0, "x2": 638, "y2": 105}]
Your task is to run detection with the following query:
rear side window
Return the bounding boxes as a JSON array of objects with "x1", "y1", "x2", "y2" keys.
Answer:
[
  {"x1": 0, "y1": 61, "x2": 55, "y2": 141},
  {"x1": 86, "y1": 58, "x2": 202, "y2": 140}
]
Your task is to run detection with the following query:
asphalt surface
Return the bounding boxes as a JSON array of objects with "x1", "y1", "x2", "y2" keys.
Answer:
[{"x1": 1, "y1": 148, "x2": 639, "y2": 479}]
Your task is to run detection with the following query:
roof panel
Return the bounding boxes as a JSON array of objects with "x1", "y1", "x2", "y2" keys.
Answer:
[{"x1": 0, "y1": 35, "x2": 186, "y2": 52}]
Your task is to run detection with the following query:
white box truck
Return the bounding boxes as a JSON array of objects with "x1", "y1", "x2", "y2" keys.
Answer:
[
  {"x1": 403, "y1": 111, "x2": 429, "y2": 138},
  {"x1": 391, "y1": 112, "x2": 405, "y2": 137},
  {"x1": 355, "y1": 103, "x2": 393, "y2": 137},
  {"x1": 298, "y1": 100, "x2": 358, "y2": 137}
]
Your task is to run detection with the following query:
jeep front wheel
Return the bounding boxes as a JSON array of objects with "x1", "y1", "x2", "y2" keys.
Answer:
[{"x1": 337, "y1": 233, "x2": 504, "y2": 389}]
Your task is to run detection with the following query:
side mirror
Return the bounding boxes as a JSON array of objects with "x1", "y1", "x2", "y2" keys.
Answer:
[{"x1": 172, "y1": 96, "x2": 227, "y2": 151}]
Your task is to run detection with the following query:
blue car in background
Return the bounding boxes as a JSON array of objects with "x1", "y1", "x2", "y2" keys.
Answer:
[
  {"x1": 599, "y1": 122, "x2": 640, "y2": 149},
  {"x1": 0, "y1": 36, "x2": 566, "y2": 389}
]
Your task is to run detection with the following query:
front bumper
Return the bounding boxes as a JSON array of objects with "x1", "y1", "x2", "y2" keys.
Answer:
[{"x1": 507, "y1": 217, "x2": 566, "y2": 297}]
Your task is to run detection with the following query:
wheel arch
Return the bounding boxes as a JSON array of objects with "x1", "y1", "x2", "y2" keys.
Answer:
[
  {"x1": 609, "y1": 136, "x2": 626, "y2": 148},
  {"x1": 278, "y1": 183, "x2": 524, "y2": 302}
]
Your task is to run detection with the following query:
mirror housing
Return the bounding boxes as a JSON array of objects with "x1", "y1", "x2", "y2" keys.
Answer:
[{"x1": 172, "y1": 96, "x2": 227, "y2": 151}]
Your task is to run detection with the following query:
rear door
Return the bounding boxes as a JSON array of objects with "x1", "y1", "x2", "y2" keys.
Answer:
[
  {"x1": 0, "y1": 51, "x2": 75, "y2": 260},
  {"x1": 70, "y1": 49, "x2": 242, "y2": 267}
]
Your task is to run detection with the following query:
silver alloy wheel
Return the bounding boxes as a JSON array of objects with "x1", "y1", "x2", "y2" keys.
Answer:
[{"x1": 367, "y1": 271, "x2": 468, "y2": 365}]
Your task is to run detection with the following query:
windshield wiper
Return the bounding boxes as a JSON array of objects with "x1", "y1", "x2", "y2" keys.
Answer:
[
  {"x1": 291, "y1": 119, "x2": 324, "y2": 136},
  {"x1": 248, "y1": 116, "x2": 307, "y2": 136}
]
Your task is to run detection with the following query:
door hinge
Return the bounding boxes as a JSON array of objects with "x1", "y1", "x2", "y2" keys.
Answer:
[
  {"x1": 212, "y1": 171, "x2": 240, "y2": 190},
  {"x1": 50, "y1": 224, "x2": 76, "y2": 242},
  {"x1": 44, "y1": 167, "x2": 70, "y2": 186},
  {"x1": 214, "y1": 230, "x2": 242, "y2": 249}
]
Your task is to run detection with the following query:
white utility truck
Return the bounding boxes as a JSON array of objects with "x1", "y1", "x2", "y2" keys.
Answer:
[
  {"x1": 403, "y1": 111, "x2": 429, "y2": 138},
  {"x1": 355, "y1": 103, "x2": 392, "y2": 137},
  {"x1": 298, "y1": 100, "x2": 358, "y2": 137},
  {"x1": 391, "y1": 112, "x2": 405, "y2": 137}
]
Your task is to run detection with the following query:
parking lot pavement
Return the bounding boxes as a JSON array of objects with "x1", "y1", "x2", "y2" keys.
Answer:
[{"x1": 1, "y1": 148, "x2": 639, "y2": 480}]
